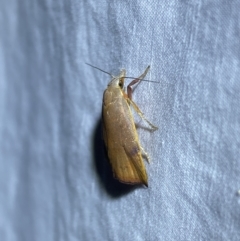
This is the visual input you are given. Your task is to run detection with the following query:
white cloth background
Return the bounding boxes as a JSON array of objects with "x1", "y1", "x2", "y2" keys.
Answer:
[{"x1": 1, "y1": 1, "x2": 240, "y2": 240}]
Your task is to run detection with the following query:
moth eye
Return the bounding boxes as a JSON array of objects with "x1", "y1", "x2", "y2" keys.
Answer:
[{"x1": 118, "y1": 81, "x2": 123, "y2": 88}]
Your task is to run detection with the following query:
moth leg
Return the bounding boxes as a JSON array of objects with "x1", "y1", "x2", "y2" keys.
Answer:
[
  {"x1": 127, "y1": 66, "x2": 150, "y2": 100},
  {"x1": 140, "y1": 146, "x2": 150, "y2": 163},
  {"x1": 129, "y1": 98, "x2": 158, "y2": 131}
]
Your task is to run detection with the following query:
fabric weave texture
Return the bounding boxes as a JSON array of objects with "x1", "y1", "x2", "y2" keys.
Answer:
[{"x1": 0, "y1": 1, "x2": 240, "y2": 240}]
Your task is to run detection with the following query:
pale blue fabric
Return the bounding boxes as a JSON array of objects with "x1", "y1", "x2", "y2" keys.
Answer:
[{"x1": 1, "y1": 1, "x2": 240, "y2": 240}]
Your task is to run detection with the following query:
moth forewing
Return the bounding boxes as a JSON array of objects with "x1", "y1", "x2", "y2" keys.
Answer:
[{"x1": 102, "y1": 66, "x2": 157, "y2": 186}]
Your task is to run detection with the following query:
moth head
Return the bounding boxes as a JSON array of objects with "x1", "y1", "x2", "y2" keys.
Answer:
[
  {"x1": 108, "y1": 69, "x2": 126, "y2": 88},
  {"x1": 118, "y1": 69, "x2": 126, "y2": 89}
]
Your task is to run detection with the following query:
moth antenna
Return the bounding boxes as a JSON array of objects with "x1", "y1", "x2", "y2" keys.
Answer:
[
  {"x1": 85, "y1": 63, "x2": 114, "y2": 78},
  {"x1": 86, "y1": 63, "x2": 159, "y2": 83},
  {"x1": 124, "y1": 77, "x2": 159, "y2": 84}
]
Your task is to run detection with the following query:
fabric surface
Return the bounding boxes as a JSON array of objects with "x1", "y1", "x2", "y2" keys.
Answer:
[{"x1": 1, "y1": 1, "x2": 240, "y2": 240}]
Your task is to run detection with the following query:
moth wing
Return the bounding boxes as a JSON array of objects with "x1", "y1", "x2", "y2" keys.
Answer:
[
  {"x1": 102, "y1": 90, "x2": 148, "y2": 186},
  {"x1": 113, "y1": 143, "x2": 148, "y2": 186}
]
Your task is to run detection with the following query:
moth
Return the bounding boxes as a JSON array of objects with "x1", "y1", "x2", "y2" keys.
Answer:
[{"x1": 87, "y1": 64, "x2": 158, "y2": 186}]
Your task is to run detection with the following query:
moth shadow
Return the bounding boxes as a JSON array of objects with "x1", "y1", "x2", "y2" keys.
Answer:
[{"x1": 93, "y1": 118, "x2": 143, "y2": 198}]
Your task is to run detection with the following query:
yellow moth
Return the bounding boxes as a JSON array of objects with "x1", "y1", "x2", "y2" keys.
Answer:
[{"x1": 87, "y1": 64, "x2": 158, "y2": 186}]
